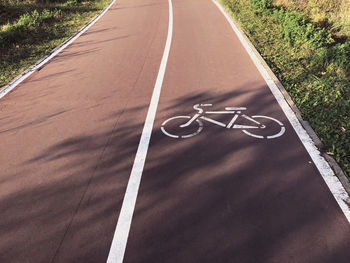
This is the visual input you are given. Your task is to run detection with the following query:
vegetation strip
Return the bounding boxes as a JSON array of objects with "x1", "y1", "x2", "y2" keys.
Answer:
[
  {"x1": 0, "y1": 0, "x2": 111, "y2": 88},
  {"x1": 221, "y1": 0, "x2": 350, "y2": 177}
]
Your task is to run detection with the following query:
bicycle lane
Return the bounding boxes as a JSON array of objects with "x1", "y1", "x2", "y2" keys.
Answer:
[
  {"x1": 120, "y1": 0, "x2": 350, "y2": 262},
  {"x1": 0, "y1": 0, "x2": 169, "y2": 262}
]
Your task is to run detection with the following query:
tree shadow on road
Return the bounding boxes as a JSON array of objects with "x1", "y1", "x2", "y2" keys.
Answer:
[{"x1": 0, "y1": 86, "x2": 350, "y2": 263}]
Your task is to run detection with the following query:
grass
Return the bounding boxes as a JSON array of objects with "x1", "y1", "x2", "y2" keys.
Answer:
[
  {"x1": 221, "y1": 0, "x2": 350, "y2": 177},
  {"x1": 274, "y1": 0, "x2": 350, "y2": 39},
  {"x1": 0, "y1": 0, "x2": 111, "y2": 88}
]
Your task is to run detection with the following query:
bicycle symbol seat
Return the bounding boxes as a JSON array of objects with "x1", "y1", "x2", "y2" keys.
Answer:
[{"x1": 161, "y1": 104, "x2": 285, "y2": 139}]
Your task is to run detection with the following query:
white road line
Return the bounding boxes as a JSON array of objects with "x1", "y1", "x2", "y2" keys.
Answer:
[
  {"x1": 106, "y1": 0, "x2": 173, "y2": 261},
  {"x1": 212, "y1": 0, "x2": 350, "y2": 221},
  {"x1": 0, "y1": 0, "x2": 116, "y2": 100}
]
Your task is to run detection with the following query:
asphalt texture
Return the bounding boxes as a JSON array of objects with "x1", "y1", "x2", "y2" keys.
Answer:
[{"x1": 1, "y1": 0, "x2": 350, "y2": 262}]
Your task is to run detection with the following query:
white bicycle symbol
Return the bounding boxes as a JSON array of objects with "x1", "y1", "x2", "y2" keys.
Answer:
[{"x1": 161, "y1": 104, "x2": 285, "y2": 139}]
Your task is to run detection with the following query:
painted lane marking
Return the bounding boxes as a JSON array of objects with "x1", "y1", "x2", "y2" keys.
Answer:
[
  {"x1": 0, "y1": 0, "x2": 117, "y2": 100},
  {"x1": 161, "y1": 116, "x2": 204, "y2": 139},
  {"x1": 211, "y1": 0, "x2": 350, "y2": 221},
  {"x1": 161, "y1": 104, "x2": 285, "y2": 139},
  {"x1": 205, "y1": 111, "x2": 238, "y2": 114},
  {"x1": 200, "y1": 116, "x2": 227, "y2": 127},
  {"x1": 106, "y1": 0, "x2": 173, "y2": 261}
]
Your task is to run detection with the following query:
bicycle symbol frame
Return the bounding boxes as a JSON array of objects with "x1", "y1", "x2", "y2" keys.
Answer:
[{"x1": 161, "y1": 104, "x2": 285, "y2": 139}]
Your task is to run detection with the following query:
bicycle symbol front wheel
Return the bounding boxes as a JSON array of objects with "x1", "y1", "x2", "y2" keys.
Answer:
[
  {"x1": 161, "y1": 116, "x2": 203, "y2": 139},
  {"x1": 242, "y1": 115, "x2": 285, "y2": 139}
]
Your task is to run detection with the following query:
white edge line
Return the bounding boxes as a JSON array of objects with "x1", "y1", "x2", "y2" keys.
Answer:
[
  {"x1": 0, "y1": 0, "x2": 117, "y2": 100},
  {"x1": 211, "y1": 0, "x2": 350, "y2": 222},
  {"x1": 106, "y1": 0, "x2": 173, "y2": 261}
]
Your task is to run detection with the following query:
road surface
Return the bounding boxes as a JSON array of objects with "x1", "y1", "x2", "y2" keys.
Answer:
[{"x1": 0, "y1": 0, "x2": 350, "y2": 262}]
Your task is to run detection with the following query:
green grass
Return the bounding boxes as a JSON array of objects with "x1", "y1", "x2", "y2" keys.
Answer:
[
  {"x1": 0, "y1": 0, "x2": 111, "y2": 87},
  {"x1": 273, "y1": 0, "x2": 350, "y2": 39},
  {"x1": 221, "y1": 0, "x2": 350, "y2": 177}
]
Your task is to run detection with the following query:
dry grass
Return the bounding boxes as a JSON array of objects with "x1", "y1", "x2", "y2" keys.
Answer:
[{"x1": 274, "y1": 0, "x2": 350, "y2": 38}]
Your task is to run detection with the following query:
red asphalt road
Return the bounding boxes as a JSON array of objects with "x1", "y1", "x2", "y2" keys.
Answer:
[{"x1": 1, "y1": 0, "x2": 350, "y2": 262}]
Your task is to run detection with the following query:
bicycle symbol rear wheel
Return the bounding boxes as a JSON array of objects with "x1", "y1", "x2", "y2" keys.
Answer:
[
  {"x1": 242, "y1": 115, "x2": 285, "y2": 139},
  {"x1": 161, "y1": 116, "x2": 203, "y2": 138}
]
